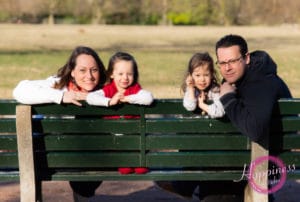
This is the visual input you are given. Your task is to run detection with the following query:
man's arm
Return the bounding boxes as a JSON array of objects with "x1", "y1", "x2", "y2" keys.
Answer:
[{"x1": 220, "y1": 81, "x2": 276, "y2": 142}]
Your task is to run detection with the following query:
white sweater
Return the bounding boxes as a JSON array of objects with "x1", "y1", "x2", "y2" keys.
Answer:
[
  {"x1": 13, "y1": 76, "x2": 153, "y2": 106},
  {"x1": 183, "y1": 89, "x2": 225, "y2": 118},
  {"x1": 13, "y1": 76, "x2": 65, "y2": 104},
  {"x1": 87, "y1": 89, "x2": 153, "y2": 106}
]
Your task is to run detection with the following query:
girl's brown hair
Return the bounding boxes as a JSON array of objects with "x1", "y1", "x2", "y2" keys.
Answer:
[
  {"x1": 106, "y1": 51, "x2": 139, "y2": 85},
  {"x1": 181, "y1": 52, "x2": 219, "y2": 93}
]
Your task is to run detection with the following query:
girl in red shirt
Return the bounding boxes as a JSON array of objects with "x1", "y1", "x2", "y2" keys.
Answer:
[{"x1": 88, "y1": 51, "x2": 153, "y2": 174}]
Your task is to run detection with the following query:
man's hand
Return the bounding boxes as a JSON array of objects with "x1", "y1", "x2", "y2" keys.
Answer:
[{"x1": 220, "y1": 82, "x2": 236, "y2": 97}]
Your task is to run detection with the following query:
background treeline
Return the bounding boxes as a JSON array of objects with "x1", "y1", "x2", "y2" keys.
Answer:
[{"x1": 0, "y1": 0, "x2": 300, "y2": 25}]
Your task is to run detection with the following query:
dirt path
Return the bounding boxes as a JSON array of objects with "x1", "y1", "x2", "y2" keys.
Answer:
[{"x1": 1, "y1": 180, "x2": 299, "y2": 202}]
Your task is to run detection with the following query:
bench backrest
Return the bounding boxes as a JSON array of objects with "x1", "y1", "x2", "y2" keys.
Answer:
[
  {"x1": 0, "y1": 100, "x2": 18, "y2": 181},
  {"x1": 15, "y1": 99, "x2": 300, "y2": 172}
]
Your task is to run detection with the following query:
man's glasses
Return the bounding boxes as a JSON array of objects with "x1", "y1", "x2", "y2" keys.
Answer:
[{"x1": 216, "y1": 56, "x2": 243, "y2": 68}]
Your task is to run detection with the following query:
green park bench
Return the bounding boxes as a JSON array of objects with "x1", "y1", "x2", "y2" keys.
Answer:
[{"x1": 0, "y1": 99, "x2": 300, "y2": 202}]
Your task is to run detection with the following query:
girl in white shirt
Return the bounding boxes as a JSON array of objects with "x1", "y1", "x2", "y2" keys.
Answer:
[{"x1": 182, "y1": 52, "x2": 224, "y2": 118}]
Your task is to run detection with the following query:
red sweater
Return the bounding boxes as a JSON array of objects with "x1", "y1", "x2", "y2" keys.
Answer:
[{"x1": 102, "y1": 81, "x2": 141, "y2": 119}]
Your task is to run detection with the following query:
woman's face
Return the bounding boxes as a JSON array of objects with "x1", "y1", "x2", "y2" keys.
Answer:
[{"x1": 71, "y1": 54, "x2": 100, "y2": 92}]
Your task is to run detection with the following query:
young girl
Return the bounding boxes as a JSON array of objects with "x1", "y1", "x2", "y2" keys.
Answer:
[
  {"x1": 87, "y1": 51, "x2": 153, "y2": 174},
  {"x1": 181, "y1": 52, "x2": 224, "y2": 118}
]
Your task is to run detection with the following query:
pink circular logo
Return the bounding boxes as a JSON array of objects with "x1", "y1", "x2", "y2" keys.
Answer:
[{"x1": 248, "y1": 155, "x2": 286, "y2": 194}]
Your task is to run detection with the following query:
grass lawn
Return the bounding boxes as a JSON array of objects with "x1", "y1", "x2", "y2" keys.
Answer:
[{"x1": 1, "y1": 24, "x2": 299, "y2": 98}]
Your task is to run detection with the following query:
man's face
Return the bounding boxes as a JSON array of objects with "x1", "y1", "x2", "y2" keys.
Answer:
[{"x1": 216, "y1": 45, "x2": 249, "y2": 84}]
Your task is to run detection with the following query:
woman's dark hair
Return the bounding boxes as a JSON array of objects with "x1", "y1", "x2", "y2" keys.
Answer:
[
  {"x1": 215, "y1": 34, "x2": 248, "y2": 58},
  {"x1": 54, "y1": 46, "x2": 106, "y2": 90},
  {"x1": 106, "y1": 51, "x2": 139, "y2": 85},
  {"x1": 181, "y1": 52, "x2": 219, "y2": 92}
]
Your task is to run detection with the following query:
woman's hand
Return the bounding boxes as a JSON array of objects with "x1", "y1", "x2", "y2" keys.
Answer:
[{"x1": 62, "y1": 91, "x2": 87, "y2": 106}]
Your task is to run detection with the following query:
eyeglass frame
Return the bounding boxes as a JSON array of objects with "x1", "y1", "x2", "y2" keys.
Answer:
[{"x1": 216, "y1": 55, "x2": 244, "y2": 68}]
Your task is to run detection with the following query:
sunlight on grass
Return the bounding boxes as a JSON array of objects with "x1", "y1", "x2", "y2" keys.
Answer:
[{"x1": 1, "y1": 25, "x2": 299, "y2": 98}]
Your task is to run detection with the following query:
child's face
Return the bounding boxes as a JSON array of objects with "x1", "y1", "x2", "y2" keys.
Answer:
[
  {"x1": 110, "y1": 60, "x2": 134, "y2": 91},
  {"x1": 191, "y1": 65, "x2": 212, "y2": 91}
]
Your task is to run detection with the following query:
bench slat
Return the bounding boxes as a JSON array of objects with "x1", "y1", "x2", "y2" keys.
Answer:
[
  {"x1": 146, "y1": 119, "x2": 237, "y2": 133},
  {"x1": 28, "y1": 98, "x2": 300, "y2": 115},
  {"x1": 0, "y1": 100, "x2": 17, "y2": 115},
  {"x1": 43, "y1": 152, "x2": 141, "y2": 168},
  {"x1": 146, "y1": 151, "x2": 250, "y2": 167},
  {"x1": 0, "y1": 171, "x2": 19, "y2": 181},
  {"x1": 146, "y1": 134, "x2": 250, "y2": 150},
  {"x1": 0, "y1": 152, "x2": 19, "y2": 168},
  {"x1": 32, "y1": 104, "x2": 143, "y2": 116},
  {"x1": 282, "y1": 117, "x2": 300, "y2": 131},
  {"x1": 279, "y1": 151, "x2": 300, "y2": 166},
  {"x1": 0, "y1": 119, "x2": 16, "y2": 133},
  {"x1": 283, "y1": 134, "x2": 300, "y2": 149},
  {"x1": 34, "y1": 134, "x2": 141, "y2": 150},
  {"x1": 47, "y1": 170, "x2": 245, "y2": 181},
  {"x1": 0, "y1": 135, "x2": 17, "y2": 150},
  {"x1": 33, "y1": 119, "x2": 141, "y2": 133},
  {"x1": 144, "y1": 99, "x2": 191, "y2": 114},
  {"x1": 279, "y1": 98, "x2": 300, "y2": 114}
]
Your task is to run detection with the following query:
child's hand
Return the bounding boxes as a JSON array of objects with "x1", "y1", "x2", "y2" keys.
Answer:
[
  {"x1": 109, "y1": 92, "x2": 124, "y2": 106},
  {"x1": 120, "y1": 96, "x2": 129, "y2": 103},
  {"x1": 198, "y1": 91, "x2": 205, "y2": 105},
  {"x1": 186, "y1": 75, "x2": 194, "y2": 88},
  {"x1": 198, "y1": 91, "x2": 208, "y2": 113}
]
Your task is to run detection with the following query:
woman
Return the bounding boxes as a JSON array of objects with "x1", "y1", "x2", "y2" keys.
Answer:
[
  {"x1": 13, "y1": 46, "x2": 107, "y2": 106},
  {"x1": 13, "y1": 46, "x2": 106, "y2": 202}
]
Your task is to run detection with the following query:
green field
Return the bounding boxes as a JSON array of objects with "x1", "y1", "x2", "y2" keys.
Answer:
[{"x1": 1, "y1": 24, "x2": 299, "y2": 98}]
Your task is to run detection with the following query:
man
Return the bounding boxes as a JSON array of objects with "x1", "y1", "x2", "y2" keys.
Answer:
[
  {"x1": 156, "y1": 34, "x2": 291, "y2": 202},
  {"x1": 216, "y1": 34, "x2": 291, "y2": 147},
  {"x1": 216, "y1": 34, "x2": 292, "y2": 201}
]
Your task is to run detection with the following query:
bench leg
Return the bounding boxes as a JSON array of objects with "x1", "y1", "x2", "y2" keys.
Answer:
[
  {"x1": 244, "y1": 142, "x2": 269, "y2": 202},
  {"x1": 16, "y1": 105, "x2": 38, "y2": 202},
  {"x1": 36, "y1": 180, "x2": 43, "y2": 202}
]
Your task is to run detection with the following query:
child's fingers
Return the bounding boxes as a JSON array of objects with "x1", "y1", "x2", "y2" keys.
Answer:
[{"x1": 71, "y1": 100, "x2": 82, "y2": 106}]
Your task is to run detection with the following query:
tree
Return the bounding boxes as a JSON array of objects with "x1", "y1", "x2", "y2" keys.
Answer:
[
  {"x1": 48, "y1": 0, "x2": 60, "y2": 24},
  {"x1": 161, "y1": 0, "x2": 168, "y2": 25},
  {"x1": 216, "y1": 0, "x2": 241, "y2": 25},
  {"x1": 89, "y1": 0, "x2": 105, "y2": 24}
]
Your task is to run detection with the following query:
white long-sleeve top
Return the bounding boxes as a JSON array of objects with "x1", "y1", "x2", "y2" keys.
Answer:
[
  {"x1": 13, "y1": 76, "x2": 66, "y2": 104},
  {"x1": 86, "y1": 89, "x2": 153, "y2": 106},
  {"x1": 183, "y1": 88, "x2": 225, "y2": 118},
  {"x1": 13, "y1": 76, "x2": 153, "y2": 107}
]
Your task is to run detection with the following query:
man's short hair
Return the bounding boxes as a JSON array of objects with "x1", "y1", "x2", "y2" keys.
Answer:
[{"x1": 215, "y1": 34, "x2": 248, "y2": 57}]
